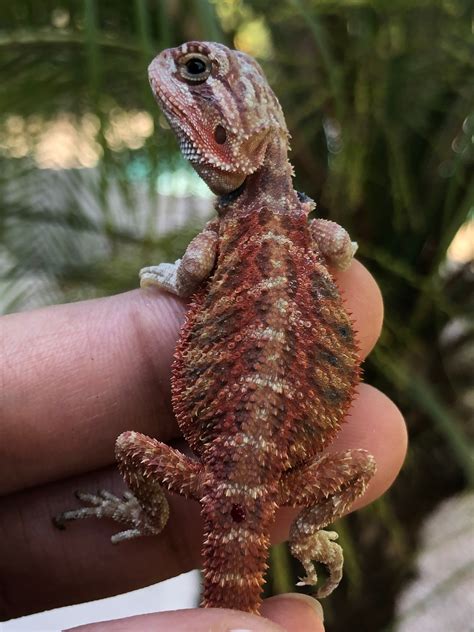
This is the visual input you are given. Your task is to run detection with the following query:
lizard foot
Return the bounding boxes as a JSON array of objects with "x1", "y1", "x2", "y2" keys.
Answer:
[
  {"x1": 291, "y1": 529, "x2": 344, "y2": 598},
  {"x1": 53, "y1": 488, "x2": 166, "y2": 543}
]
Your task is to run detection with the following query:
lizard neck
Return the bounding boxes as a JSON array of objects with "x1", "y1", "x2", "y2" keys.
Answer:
[{"x1": 216, "y1": 132, "x2": 299, "y2": 217}]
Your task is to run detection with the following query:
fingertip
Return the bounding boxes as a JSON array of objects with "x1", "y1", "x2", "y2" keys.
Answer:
[
  {"x1": 334, "y1": 383, "x2": 408, "y2": 508},
  {"x1": 261, "y1": 593, "x2": 325, "y2": 632},
  {"x1": 333, "y1": 259, "x2": 384, "y2": 359},
  {"x1": 67, "y1": 607, "x2": 287, "y2": 631}
]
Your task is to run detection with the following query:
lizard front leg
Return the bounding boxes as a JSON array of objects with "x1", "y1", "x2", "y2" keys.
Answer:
[
  {"x1": 140, "y1": 221, "x2": 219, "y2": 296},
  {"x1": 279, "y1": 449, "x2": 376, "y2": 597},
  {"x1": 309, "y1": 218, "x2": 358, "y2": 271},
  {"x1": 55, "y1": 432, "x2": 204, "y2": 543}
]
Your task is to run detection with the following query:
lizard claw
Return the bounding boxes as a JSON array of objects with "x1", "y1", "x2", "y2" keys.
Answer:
[
  {"x1": 53, "y1": 488, "x2": 145, "y2": 542},
  {"x1": 291, "y1": 530, "x2": 344, "y2": 598},
  {"x1": 139, "y1": 260, "x2": 181, "y2": 292}
]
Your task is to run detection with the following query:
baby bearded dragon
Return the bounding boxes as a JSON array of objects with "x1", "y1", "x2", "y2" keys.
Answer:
[{"x1": 56, "y1": 41, "x2": 376, "y2": 614}]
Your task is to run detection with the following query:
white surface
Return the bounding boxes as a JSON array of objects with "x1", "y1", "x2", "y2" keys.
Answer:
[
  {"x1": 395, "y1": 493, "x2": 474, "y2": 632},
  {"x1": 2, "y1": 570, "x2": 201, "y2": 631}
]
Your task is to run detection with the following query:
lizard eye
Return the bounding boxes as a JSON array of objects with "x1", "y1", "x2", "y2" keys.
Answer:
[{"x1": 179, "y1": 53, "x2": 212, "y2": 84}]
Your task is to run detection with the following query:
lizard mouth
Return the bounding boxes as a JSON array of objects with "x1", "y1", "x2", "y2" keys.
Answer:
[
  {"x1": 150, "y1": 76, "x2": 236, "y2": 173},
  {"x1": 168, "y1": 116, "x2": 205, "y2": 164},
  {"x1": 150, "y1": 79, "x2": 205, "y2": 158}
]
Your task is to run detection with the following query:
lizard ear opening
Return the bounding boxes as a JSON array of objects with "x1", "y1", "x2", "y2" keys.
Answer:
[
  {"x1": 214, "y1": 125, "x2": 227, "y2": 144},
  {"x1": 240, "y1": 128, "x2": 271, "y2": 172}
]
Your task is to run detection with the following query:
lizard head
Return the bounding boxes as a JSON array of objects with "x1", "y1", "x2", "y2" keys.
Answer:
[{"x1": 148, "y1": 41, "x2": 289, "y2": 195}]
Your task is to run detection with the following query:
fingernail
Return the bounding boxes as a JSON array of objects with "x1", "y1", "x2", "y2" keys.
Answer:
[{"x1": 276, "y1": 593, "x2": 324, "y2": 622}]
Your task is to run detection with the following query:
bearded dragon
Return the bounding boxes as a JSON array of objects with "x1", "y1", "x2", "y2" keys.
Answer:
[{"x1": 56, "y1": 41, "x2": 376, "y2": 614}]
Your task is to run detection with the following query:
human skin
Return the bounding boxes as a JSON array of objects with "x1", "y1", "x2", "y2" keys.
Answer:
[{"x1": 0, "y1": 260, "x2": 407, "y2": 629}]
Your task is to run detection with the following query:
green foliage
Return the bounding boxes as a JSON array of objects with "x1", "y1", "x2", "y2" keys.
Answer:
[
  {"x1": 1, "y1": 1, "x2": 472, "y2": 629},
  {"x1": 0, "y1": 1, "x2": 220, "y2": 308}
]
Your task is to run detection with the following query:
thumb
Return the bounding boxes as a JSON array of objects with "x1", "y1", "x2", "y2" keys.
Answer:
[
  {"x1": 67, "y1": 594, "x2": 324, "y2": 631},
  {"x1": 262, "y1": 593, "x2": 325, "y2": 632}
]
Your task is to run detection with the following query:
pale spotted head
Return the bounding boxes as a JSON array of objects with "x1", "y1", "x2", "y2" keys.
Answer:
[{"x1": 148, "y1": 41, "x2": 288, "y2": 195}]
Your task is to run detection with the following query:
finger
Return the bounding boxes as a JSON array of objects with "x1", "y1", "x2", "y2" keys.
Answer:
[
  {"x1": 335, "y1": 384, "x2": 408, "y2": 510},
  {"x1": 261, "y1": 593, "x2": 325, "y2": 632},
  {"x1": 0, "y1": 384, "x2": 405, "y2": 617},
  {"x1": 0, "y1": 290, "x2": 186, "y2": 495},
  {"x1": 332, "y1": 258, "x2": 383, "y2": 359},
  {"x1": 65, "y1": 596, "x2": 324, "y2": 632},
  {"x1": 66, "y1": 595, "x2": 324, "y2": 631},
  {"x1": 1, "y1": 260, "x2": 382, "y2": 494},
  {"x1": 66, "y1": 608, "x2": 286, "y2": 632}
]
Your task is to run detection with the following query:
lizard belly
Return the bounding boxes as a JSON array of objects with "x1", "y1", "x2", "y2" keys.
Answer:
[{"x1": 172, "y1": 209, "x2": 360, "y2": 469}]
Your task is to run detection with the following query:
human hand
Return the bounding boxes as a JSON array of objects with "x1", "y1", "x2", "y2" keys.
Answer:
[{"x1": 0, "y1": 260, "x2": 406, "y2": 629}]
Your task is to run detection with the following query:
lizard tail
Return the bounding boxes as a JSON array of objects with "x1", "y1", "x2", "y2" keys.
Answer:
[{"x1": 200, "y1": 490, "x2": 277, "y2": 613}]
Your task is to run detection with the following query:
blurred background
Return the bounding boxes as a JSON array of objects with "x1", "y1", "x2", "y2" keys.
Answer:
[{"x1": 1, "y1": 1, "x2": 473, "y2": 630}]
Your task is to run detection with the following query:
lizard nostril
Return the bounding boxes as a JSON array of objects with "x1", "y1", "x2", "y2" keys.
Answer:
[{"x1": 214, "y1": 124, "x2": 227, "y2": 144}]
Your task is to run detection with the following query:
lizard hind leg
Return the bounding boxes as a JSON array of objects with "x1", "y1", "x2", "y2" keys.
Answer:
[
  {"x1": 54, "y1": 480, "x2": 169, "y2": 544},
  {"x1": 279, "y1": 449, "x2": 376, "y2": 597},
  {"x1": 54, "y1": 431, "x2": 204, "y2": 544}
]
